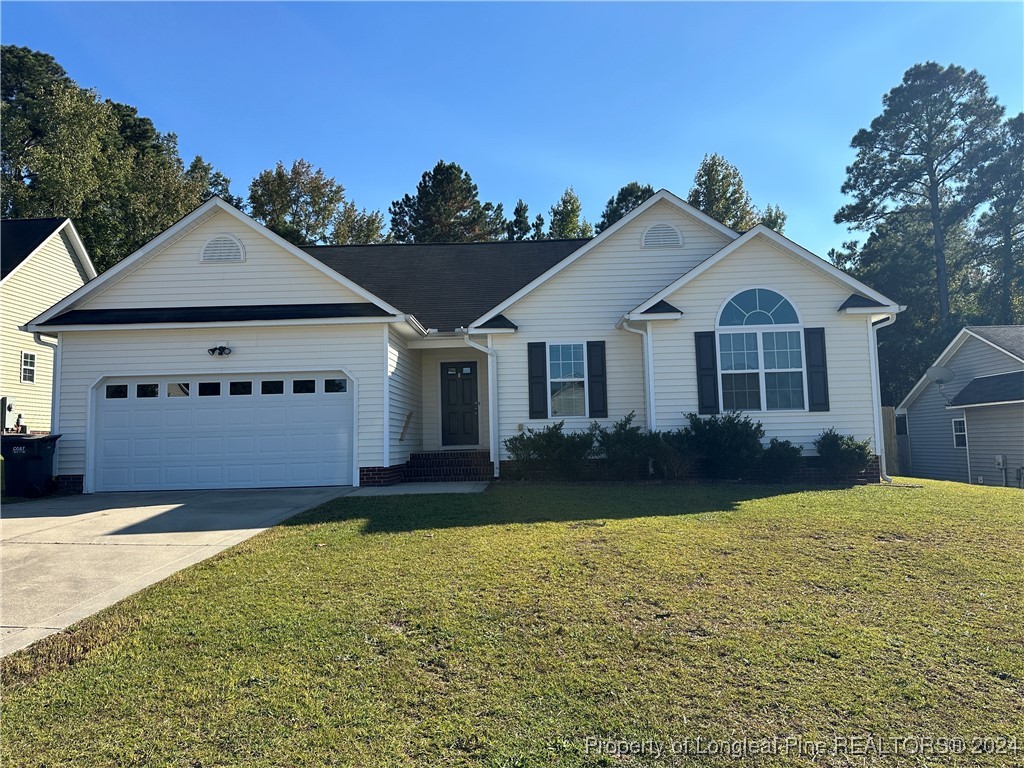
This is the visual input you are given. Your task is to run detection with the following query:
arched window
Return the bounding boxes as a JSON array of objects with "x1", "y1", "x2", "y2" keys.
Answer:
[{"x1": 716, "y1": 289, "x2": 806, "y2": 411}]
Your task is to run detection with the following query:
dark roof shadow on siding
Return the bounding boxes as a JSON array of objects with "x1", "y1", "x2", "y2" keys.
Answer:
[
  {"x1": 1, "y1": 218, "x2": 66, "y2": 279},
  {"x1": 38, "y1": 303, "x2": 392, "y2": 326},
  {"x1": 303, "y1": 239, "x2": 589, "y2": 332},
  {"x1": 950, "y1": 371, "x2": 1024, "y2": 406}
]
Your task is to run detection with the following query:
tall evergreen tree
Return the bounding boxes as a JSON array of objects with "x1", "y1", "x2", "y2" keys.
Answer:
[
  {"x1": 389, "y1": 161, "x2": 505, "y2": 243},
  {"x1": 531, "y1": 213, "x2": 546, "y2": 240},
  {"x1": 506, "y1": 199, "x2": 531, "y2": 241},
  {"x1": 686, "y1": 154, "x2": 786, "y2": 232},
  {"x1": 186, "y1": 156, "x2": 244, "y2": 208},
  {"x1": 596, "y1": 182, "x2": 655, "y2": 233},
  {"x1": 835, "y1": 62, "x2": 1004, "y2": 320},
  {"x1": 548, "y1": 187, "x2": 593, "y2": 239},
  {"x1": 972, "y1": 113, "x2": 1024, "y2": 324}
]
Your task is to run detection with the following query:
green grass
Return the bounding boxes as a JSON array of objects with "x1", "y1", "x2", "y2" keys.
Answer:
[{"x1": 3, "y1": 481, "x2": 1023, "y2": 767}]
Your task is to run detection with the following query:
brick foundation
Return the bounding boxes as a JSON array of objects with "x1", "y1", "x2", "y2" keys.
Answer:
[
  {"x1": 56, "y1": 474, "x2": 84, "y2": 493},
  {"x1": 358, "y1": 465, "x2": 405, "y2": 487}
]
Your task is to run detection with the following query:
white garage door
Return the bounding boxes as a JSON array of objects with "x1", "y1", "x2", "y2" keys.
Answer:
[{"x1": 94, "y1": 372, "x2": 353, "y2": 491}]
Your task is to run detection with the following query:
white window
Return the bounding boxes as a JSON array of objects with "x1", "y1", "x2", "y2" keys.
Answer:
[
  {"x1": 20, "y1": 352, "x2": 36, "y2": 383},
  {"x1": 952, "y1": 418, "x2": 967, "y2": 448},
  {"x1": 548, "y1": 343, "x2": 587, "y2": 417},
  {"x1": 717, "y1": 288, "x2": 806, "y2": 411}
]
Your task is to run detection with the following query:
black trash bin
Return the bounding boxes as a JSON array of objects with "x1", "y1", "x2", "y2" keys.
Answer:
[{"x1": 1, "y1": 434, "x2": 61, "y2": 498}]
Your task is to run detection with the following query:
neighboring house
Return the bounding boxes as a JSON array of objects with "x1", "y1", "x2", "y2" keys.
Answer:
[
  {"x1": 897, "y1": 326, "x2": 1024, "y2": 487},
  {"x1": 1, "y1": 218, "x2": 96, "y2": 433},
  {"x1": 25, "y1": 192, "x2": 902, "y2": 493}
]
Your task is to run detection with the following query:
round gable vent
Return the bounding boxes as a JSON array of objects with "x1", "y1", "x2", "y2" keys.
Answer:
[
  {"x1": 642, "y1": 223, "x2": 683, "y2": 249},
  {"x1": 201, "y1": 234, "x2": 245, "y2": 263}
]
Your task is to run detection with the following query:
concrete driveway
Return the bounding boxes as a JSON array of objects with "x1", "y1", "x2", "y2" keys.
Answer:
[{"x1": 1, "y1": 486, "x2": 353, "y2": 656}]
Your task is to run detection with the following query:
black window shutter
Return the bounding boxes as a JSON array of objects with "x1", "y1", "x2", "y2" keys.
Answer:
[
  {"x1": 527, "y1": 342, "x2": 548, "y2": 419},
  {"x1": 587, "y1": 341, "x2": 608, "y2": 418},
  {"x1": 695, "y1": 331, "x2": 719, "y2": 414},
  {"x1": 805, "y1": 327, "x2": 830, "y2": 412}
]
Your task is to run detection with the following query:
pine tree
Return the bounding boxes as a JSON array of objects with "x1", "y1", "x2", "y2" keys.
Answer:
[{"x1": 389, "y1": 160, "x2": 505, "y2": 243}]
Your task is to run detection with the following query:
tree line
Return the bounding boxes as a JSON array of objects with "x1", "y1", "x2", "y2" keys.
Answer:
[
  {"x1": 1, "y1": 46, "x2": 784, "y2": 266},
  {"x1": 3, "y1": 47, "x2": 1019, "y2": 404}
]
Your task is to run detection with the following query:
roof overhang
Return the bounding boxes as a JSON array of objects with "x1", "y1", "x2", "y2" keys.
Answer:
[
  {"x1": 946, "y1": 400, "x2": 1024, "y2": 410},
  {"x1": 27, "y1": 197, "x2": 402, "y2": 329},
  {"x1": 897, "y1": 328, "x2": 1024, "y2": 412},
  {"x1": 469, "y1": 189, "x2": 739, "y2": 330},
  {"x1": 631, "y1": 225, "x2": 900, "y2": 316},
  {"x1": 1, "y1": 218, "x2": 98, "y2": 286}
]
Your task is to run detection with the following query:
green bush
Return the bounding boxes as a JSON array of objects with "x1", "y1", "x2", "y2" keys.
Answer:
[
  {"x1": 682, "y1": 412, "x2": 765, "y2": 479},
  {"x1": 813, "y1": 428, "x2": 873, "y2": 479},
  {"x1": 591, "y1": 412, "x2": 659, "y2": 480},
  {"x1": 503, "y1": 421, "x2": 596, "y2": 480},
  {"x1": 759, "y1": 437, "x2": 803, "y2": 481}
]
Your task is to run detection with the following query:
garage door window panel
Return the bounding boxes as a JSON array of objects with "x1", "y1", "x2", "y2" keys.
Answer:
[
  {"x1": 262, "y1": 380, "x2": 284, "y2": 395},
  {"x1": 168, "y1": 383, "x2": 190, "y2": 397},
  {"x1": 136, "y1": 383, "x2": 159, "y2": 399},
  {"x1": 293, "y1": 379, "x2": 316, "y2": 394},
  {"x1": 230, "y1": 381, "x2": 253, "y2": 396},
  {"x1": 105, "y1": 384, "x2": 128, "y2": 399},
  {"x1": 198, "y1": 382, "x2": 221, "y2": 397}
]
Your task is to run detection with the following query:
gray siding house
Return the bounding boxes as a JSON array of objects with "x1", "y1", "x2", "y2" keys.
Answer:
[{"x1": 898, "y1": 326, "x2": 1023, "y2": 486}]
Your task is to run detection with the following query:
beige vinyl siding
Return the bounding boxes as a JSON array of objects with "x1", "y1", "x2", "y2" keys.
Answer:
[
  {"x1": 965, "y1": 404, "x2": 1024, "y2": 487},
  {"x1": 652, "y1": 236, "x2": 878, "y2": 452},
  {"x1": 905, "y1": 336, "x2": 1022, "y2": 482},
  {"x1": 420, "y1": 348, "x2": 489, "y2": 450},
  {"x1": 83, "y1": 210, "x2": 365, "y2": 309},
  {"x1": 491, "y1": 201, "x2": 733, "y2": 455},
  {"x1": 55, "y1": 323, "x2": 388, "y2": 479},
  {"x1": 388, "y1": 327, "x2": 422, "y2": 465},
  {"x1": 0, "y1": 230, "x2": 89, "y2": 432}
]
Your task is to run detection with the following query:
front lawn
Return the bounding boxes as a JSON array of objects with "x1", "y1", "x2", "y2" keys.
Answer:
[{"x1": 4, "y1": 481, "x2": 1022, "y2": 766}]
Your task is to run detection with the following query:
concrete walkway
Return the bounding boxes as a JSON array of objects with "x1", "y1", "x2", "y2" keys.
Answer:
[
  {"x1": 0, "y1": 486, "x2": 352, "y2": 656},
  {"x1": 349, "y1": 481, "x2": 489, "y2": 496}
]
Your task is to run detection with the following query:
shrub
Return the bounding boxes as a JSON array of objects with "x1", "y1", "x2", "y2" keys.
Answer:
[
  {"x1": 813, "y1": 428, "x2": 873, "y2": 480},
  {"x1": 682, "y1": 412, "x2": 765, "y2": 479},
  {"x1": 591, "y1": 412, "x2": 660, "y2": 480},
  {"x1": 656, "y1": 429, "x2": 696, "y2": 480},
  {"x1": 503, "y1": 421, "x2": 596, "y2": 480},
  {"x1": 759, "y1": 438, "x2": 803, "y2": 482}
]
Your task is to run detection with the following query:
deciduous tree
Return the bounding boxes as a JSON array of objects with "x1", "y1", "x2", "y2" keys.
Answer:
[
  {"x1": 686, "y1": 154, "x2": 786, "y2": 233},
  {"x1": 548, "y1": 187, "x2": 593, "y2": 239}
]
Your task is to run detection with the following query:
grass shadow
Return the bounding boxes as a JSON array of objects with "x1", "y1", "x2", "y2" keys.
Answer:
[{"x1": 282, "y1": 482, "x2": 812, "y2": 534}]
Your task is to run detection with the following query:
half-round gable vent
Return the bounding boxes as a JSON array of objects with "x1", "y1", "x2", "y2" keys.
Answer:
[
  {"x1": 201, "y1": 234, "x2": 245, "y2": 263},
  {"x1": 642, "y1": 223, "x2": 683, "y2": 248}
]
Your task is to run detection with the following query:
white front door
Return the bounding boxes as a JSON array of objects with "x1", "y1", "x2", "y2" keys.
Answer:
[{"x1": 93, "y1": 372, "x2": 353, "y2": 491}]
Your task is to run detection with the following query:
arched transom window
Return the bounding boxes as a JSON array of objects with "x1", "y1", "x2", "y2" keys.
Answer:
[{"x1": 716, "y1": 289, "x2": 806, "y2": 411}]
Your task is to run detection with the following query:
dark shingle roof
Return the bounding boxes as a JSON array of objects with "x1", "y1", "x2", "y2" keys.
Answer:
[
  {"x1": 303, "y1": 239, "x2": 590, "y2": 331},
  {"x1": 643, "y1": 300, "x2": 682, "y2": 314},
  {"x1": 839, "y1": 293, "x2": 885, "y2": 310},
  {"x1": 950, "y1": 371, "x2": 1024, "y2": 407},
  {"x1": 968, "y1": 326, "x2": 1024, "y2": 360},
  {"x1": 477, "y1": 314, "x2": 518, "y2": 330},
  {"x1": 38, "y1": 303, "x2": 391, "y2": 326},
  {"x1": 1, "y1": 218, "x2": 66, "y2": 279}
]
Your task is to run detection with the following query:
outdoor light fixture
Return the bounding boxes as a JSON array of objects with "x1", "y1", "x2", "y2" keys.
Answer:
[{"x1": 207, "y1": 346, "x2": 232, "y2": 356}]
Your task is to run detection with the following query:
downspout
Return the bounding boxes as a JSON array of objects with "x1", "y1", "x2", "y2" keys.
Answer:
[
  {"x1": 868, "y1": 315, "x2": 897, "y2": 483},
  {"x1": 617, "y1": 317, "x2": 655, "y2": 431},
  {"x1": 464, "y1": 333, "x2": 500, "y2": 478},
  {"x1": 33, "y1": 332, "x2": 60, "y2": 476}
]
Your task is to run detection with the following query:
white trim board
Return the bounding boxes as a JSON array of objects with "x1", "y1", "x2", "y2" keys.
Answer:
[
  {"x1": 631, "y1": 225, "x2": 900, "y2": 316},
  {"x1": 27, "y1": 197, "x2": 403, "y2": 328},
  {"x1": 469, "y1": 189, "x2": 739, "y2": 330}
]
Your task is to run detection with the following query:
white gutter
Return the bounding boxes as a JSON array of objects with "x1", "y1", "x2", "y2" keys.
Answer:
[
  {"x1": 616, "y1": 316, "x2": 656, "y2": 431},
  {"x1": 868, "y1": 314, "x2": 897, "y2": 483},
  {"x1": 464, "y1": 332, "x2": 500, "y2": 478},
  {"x1": 33, "y1": 332, "x2": 61, "y2": 476}
]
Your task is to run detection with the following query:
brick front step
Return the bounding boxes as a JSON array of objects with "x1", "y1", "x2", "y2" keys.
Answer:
[{"x1": 403, "y1": 450, "x2": 493, "y2": 482}]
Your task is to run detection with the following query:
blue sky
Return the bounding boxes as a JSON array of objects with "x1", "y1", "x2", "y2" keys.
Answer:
[{"x1": 3, "y1": 2, "x2": 1022, "y2": 255}]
